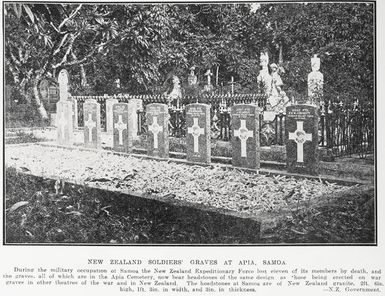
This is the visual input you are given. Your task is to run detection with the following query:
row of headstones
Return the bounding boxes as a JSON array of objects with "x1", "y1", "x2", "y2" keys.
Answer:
[{"x1": 57, "y1": 98, "x2": 319, "y2": 175}]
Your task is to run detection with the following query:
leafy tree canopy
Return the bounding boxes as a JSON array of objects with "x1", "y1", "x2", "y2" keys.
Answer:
[{"x1": 4, "y1": 2, "x2": 374, "y2": 118}]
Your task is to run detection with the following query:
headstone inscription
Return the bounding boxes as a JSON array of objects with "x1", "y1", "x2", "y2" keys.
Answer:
[
  {"x1": 286, "y1": 104, "x2": 319, "y2": 175},
  {"x1": 56, "y1": 69, "x2": 73, "y2": 145},
  {"x1": 186, "y1": 103, "x2": 211, "y2": 164},
  {"x1": 106, "y1": 98, "x2": 119, "y2": 133},
  {"x1": 112, "y1": 103, "x2": 134, "y2": 153},
  {"x1": 83, "y1": 99, "x2": 101, "y2": 149},
  {"x1": 146, "y1": 103, "x2": 169, "y2": 158},
  {"x1": 231, "y1": 104, "x2": 260, "y2": 170}
]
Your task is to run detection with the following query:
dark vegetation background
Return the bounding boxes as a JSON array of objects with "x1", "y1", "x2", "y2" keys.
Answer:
[{"x1": 4, "y1": 3, "x2": 374, "y2": 123}]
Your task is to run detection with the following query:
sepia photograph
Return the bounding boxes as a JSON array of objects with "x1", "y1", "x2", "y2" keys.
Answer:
[{"x1": 3, "y1": 1, "x2": 375, "y2": 246}]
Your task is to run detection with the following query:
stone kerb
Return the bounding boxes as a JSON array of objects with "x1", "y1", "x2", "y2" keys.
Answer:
[
  {"x1": 83, "y1": 99, "x2": 101, "y2": 149},
  {"x1": 285, "y1": 104, "x2": 319, "y2": 175},
  {"x1": 185, "y1": 103, "x2": 211, "y2": 164},
  {"x1": 231, "y1": 104, "x2": 260, "y2": 170},
  {"x1": 146, "y1": 103, "x2": 169, "y2": 158},
  {"x1": 113, "y1": 103, "x2": 134, "y2": 153}
]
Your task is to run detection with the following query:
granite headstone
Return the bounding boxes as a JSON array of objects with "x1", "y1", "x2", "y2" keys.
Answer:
[
  {"x1": 186, "y1": 103, "x2": 211, "y2": 164},
  {"x1": 83, "y1": 99, "x2": 101, "y2": 149},
  {"x1": 112, "y1": 103, "x2": 134, "y2": 153},
  {"x1": 286, "y1": 104, "x2": 319, "y2": 175},
  {"x1": 231, "y1": 104, "x2": 260, "y2": 170},
  {"x1": 146, "y1": 103, "x2": 169, "y2": 158}
]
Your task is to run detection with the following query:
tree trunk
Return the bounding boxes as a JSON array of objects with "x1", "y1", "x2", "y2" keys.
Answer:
[
  {"x1": 32, "y1": 76, "x2": 48, "y2": 120},
  {"x1": 80, "y1": 64, "x2": 88, "y2": 87}
]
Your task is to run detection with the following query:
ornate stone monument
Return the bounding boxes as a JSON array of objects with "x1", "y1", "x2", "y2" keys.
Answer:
[
  {"x1": 286, "y1": 105, "x2": 319, "y2": 175},
  {"x1": 146, "y1": 103, "x2": 169, "y2": 158},
  {"x1": 257, "y1": 52, "x2": 272, "y2": 98},
  {"x1": 83, "y1": 99, "x2": 101, "y2": 149},
  {"x1": 113, "y1": 103, "x2": 134, "y2": 153},
  {"x1": 188, "y1": 66, "x2": 198, "y2": 86},
  {"x1": 186, "y1": 103, "x2": 211, "y2": 164},
  {"x1": 56, "y1": 69, "x2": 73, "y2": 145},
  {"x1": 204, "y1": 69, "x2": 214, "y2": 92},
  {"x1": 307, "y1": 54, "x2": 324, "y2": 107},
  {"x1": 231, "y1": 104, "x2": 260, "y2": 170},
  {"x1": 165, "y1": 75, "x2": 182, "y2": 106}
]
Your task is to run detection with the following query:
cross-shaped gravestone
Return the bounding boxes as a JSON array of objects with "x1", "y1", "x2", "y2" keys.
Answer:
[
  {"x1": 148, "y1": 116, "x2": 163, "y2": 150},
  {"x1": 146, "y1": 103, "x2": 169, "y2": 158},
  {"x1": 231, "y1": 104, "x2": 260, "y2": 170},
  {"x1": 288, "y1": 121, "x2": 312, "y2": 163},
  {"x1": 234, "y1": 119, "x2": 254, "y2": 158},
  {"x1": 186, "y1": 103, "x2": 211, "y2": 164},
  {"x1": 286, "y1": 104, "x2": 319, "y2": 175},
  {"x1": 115, "y1": 115, "x2": 126, "y2": 145},
  {"x1": 112, "y1": 103, "x2": 133, "y2": 153},
  {"x1": 85, "y1": 113, "x2": 96, "y2": 142},
  {"x1": 83, "y1": 99, "x2": 101, "y2": 149},
  {"x1": 188, "y1": 118, "x2": 205, "y2": 153}
]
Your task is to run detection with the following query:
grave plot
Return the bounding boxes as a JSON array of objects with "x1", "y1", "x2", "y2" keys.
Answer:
[{"x1": 6, "y1": 144, "x2": 356, "y2": 215}]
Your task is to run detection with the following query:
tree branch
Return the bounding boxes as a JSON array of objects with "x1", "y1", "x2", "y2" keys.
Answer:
[{"x1": 58, "y1": 4, "x2": 83, "y2": 32}]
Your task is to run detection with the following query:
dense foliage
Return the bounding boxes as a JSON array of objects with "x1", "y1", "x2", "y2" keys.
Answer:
[{"x1": 4, "y1": 3, "x2": 374, "y2": 118}]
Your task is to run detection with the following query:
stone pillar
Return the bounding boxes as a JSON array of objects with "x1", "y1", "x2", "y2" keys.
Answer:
[
  {"x1": 56, "y1": 69, "x2": 73, "y2": 145},
  {"x1": 106, "y1": 97, "x2": 119, "y2": 133}
]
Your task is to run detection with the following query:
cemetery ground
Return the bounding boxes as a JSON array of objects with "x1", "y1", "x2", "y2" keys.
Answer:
[{"x1": 4, "y1": 130, "x2": 375, "y2": 244}]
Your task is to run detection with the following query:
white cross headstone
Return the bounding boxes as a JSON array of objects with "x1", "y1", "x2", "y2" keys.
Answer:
[
  {"x1": 288, "y1": 121, "x2": 312, "y2": 163},
  {"x1": 187, "y1": 118, "x2": 205, "y2": 153},
  {"x1": 85, "y1": 113, "x2": 96, "y2": 143},
  {"x1": 234, "y1": 120, "x2": 253, "y2": 157},
  {"x1": 148, "y1": 116, "x2": 163, "y2": 149},
  {"x1": 115, "y1": 115, "x2": 126, "y2": 145}
]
